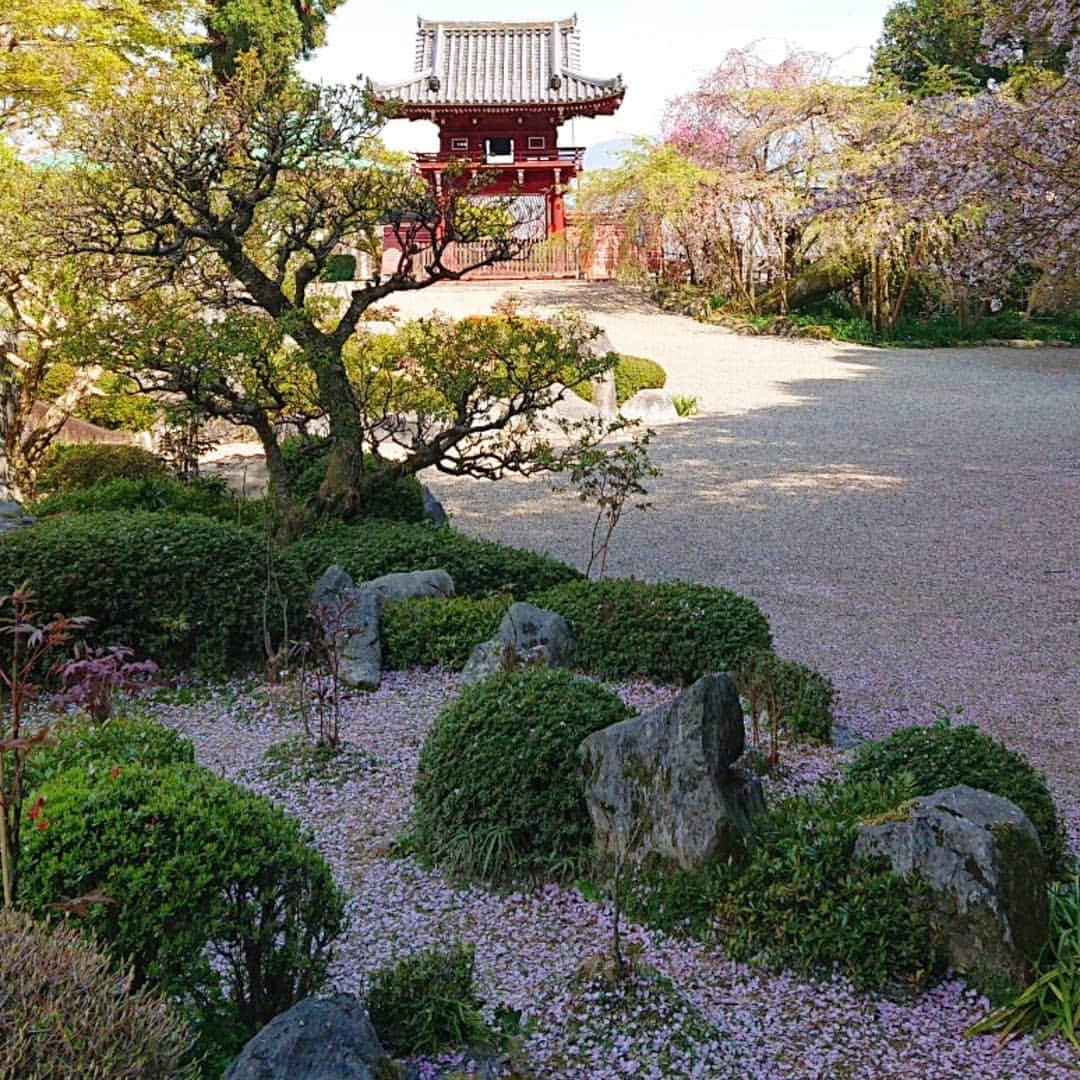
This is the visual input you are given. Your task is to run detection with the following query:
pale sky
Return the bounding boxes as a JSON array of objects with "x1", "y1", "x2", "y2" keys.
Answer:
[{"x1": 302, "y1": 1, "x2": 895, "y2": 153}]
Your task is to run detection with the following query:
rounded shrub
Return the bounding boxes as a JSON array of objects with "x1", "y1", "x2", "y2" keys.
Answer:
[
  {"x1": 0, "y1": 909, "x2": 197, "y2": 1080},
  {"x1": 531, "y1": 578, "x2": 772, "y2": 684},
  {"x1": 36, "y1": 443, "x2": 168, "y2": 494},
  {"x1": 20, "y1": 763, "x2": 347, "y2": 1066},
  {"x1": 0, "y1": 511, "x2": 305, "y2": 672},
  {"x1": 845, "y1": 722, "x2": 1070, "y2": 877},
  {"x1": 280, "y1": 438, "x2": 425, "y2": 522},
  {"x1": 25, "y1": 714, "x2": 196, "y2": 792},
  {"x1": 380, "y1": 595, "x2": 507, "y2": 670},
  {"x1": 286, "y1": 520, "x2": 581, "y2": 598},
  {"x1": 413, "y1": 668, "x2": 632, "y2": 881},
  {"x1": 732, "y1": 650, "x2": 835, "y2": 744}
]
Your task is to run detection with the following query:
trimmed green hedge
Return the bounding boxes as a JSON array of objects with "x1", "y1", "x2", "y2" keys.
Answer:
[
  {"x1": 846, "y1": 722, "x2": 1070, "y2": 878},
  {"x1": 21, "y1": 763, "x2": 346, "y2": 1067},
  {"x1": 0, "y1": 512, "x2": 304, "y2": 672},
  {"x1": 531, "y1": 578, "x2": 772, "y2": 684},
  {"x1": 381, "y1": 595, "x2": 508, "y2": 670},
  {"x1": 413, "y1": 668, "x2": 631, "y2": 881},
  {"x1": 36, "y1": 443, "x2": 168, "y2": 494},
  {"x1": 286, "y1": 520, "x2": 581, "y2": 598},
  {"x1": 31, "y1": 475, "x2": 270, "y2": 527}
]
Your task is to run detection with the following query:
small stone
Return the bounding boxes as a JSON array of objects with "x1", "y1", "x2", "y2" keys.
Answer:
[
  {"x1": 461, "y1": 602, "x2": 573, "y2": 685},
  {"x1": 364, "y1": 569, "x2": 454, "y2": 604},
  {"x1": 619, "y1": 389, "x2": 678, "y2": 423}
]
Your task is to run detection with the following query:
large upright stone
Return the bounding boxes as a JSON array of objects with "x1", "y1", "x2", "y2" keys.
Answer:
[
  {"x1": 310, "y1": 566, "x2": 455, "y2": 689},
  {"x1": 854, "y1": 785, "x2": 1049, "y2": 986},
  {"x1": 225, "y1": 993, "x2": 385, "y2": 1080},
  {"x1": 310, "y1": 565, "x2": 381, "y2": 689},
  {"x1": 580, "y1": 673, "x2": 763, "y2": 870}
]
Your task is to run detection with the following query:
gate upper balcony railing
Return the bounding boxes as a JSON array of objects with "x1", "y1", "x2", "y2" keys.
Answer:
[{"x1": 415, "y1": 148, "x2": 584, "y2": 168}]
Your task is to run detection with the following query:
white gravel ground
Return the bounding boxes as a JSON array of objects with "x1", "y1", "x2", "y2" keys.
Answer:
[{"x1": 372, "y1": 281, "x2": 1077, "y2": 813}]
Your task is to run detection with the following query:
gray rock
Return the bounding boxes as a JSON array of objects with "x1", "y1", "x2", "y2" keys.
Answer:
[
  {"x1": 422, "y1": 484, "x2": 448, "y2": 526},
  {"x1": 854, "y1": 784, "x2": 1049, "y2": 986},
  {"x1": 364, "y1": 568, "x2": 454, "y2": 604},
  {"x1": 225, "y1": 993, "x2": 384, "y2": 1080},
  {"x1": 620, "y1": 388, "x2": 678, "y2": 423},
  {"x1": 461, "y1": 602, "x2": 573, "y2": 685},
  {"x1": 580, "y1": 673, "x2": 763, "y2": 870},
  {"x1": 310, "y1": 566, "x2": 455, "y2": 689},
  {"x1": 310, "y1": 566, "x2": 382, "y2": 690},
  {"x1": 0, "y1": 500, "x2": 35, "y2": 534},
  {"x1": 498, "y1": 602, "x2": 573, "y2": 663}
]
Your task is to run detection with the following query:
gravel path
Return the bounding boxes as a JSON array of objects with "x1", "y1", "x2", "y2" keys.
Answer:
[{"x1": 379, "y1": 281, "x2": 1079, "y2": 812}]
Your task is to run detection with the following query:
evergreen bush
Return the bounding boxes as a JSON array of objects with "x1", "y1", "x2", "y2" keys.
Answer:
[
  {"x1": 845, "y1": 721, "x2": 1070, "y2": 877},
  {"x1": 20, "y1": 763, "x2": 346, "y2": 1067},
  {"x1": 36, "y1": 443, "x2": 168, "y2": 494},
  {"x1": 531, "y1": 578, "x2": 772, "y2": 684},
  {"x1": 413, "y1": 668, "x2": 631, "y2": 881},
  {"x1": 732, "y1": 650, "x2": 835, "y2": 744},
  {"x1": 0, "y1": 511, "x2": 304, "y2": 672}
]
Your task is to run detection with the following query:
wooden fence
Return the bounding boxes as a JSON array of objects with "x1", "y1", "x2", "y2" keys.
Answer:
[{"x1": 420, "y1": 238, "x2": 581, "y2": 280}]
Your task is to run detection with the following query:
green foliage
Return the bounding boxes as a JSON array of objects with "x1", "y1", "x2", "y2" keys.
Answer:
[
  {"x1": 968, "y1": 876, "x2": 1080, "y2": 1052},
  {"x1": 31, "y1": 475, "x2": 266, "y2": 526},
  {"x1": 0, "y1": 511, "x2": 305, "y2": 672},
  {"x1": 20, "y1": 763, "x2": 346, "y2": 1067},
  {"x1": 279, "y1": 437, "x2": 425, "y2": 521},
  {"x1": 531, "y1": 578, "x2": 772, "y2": 684},
  {"x1": 286, "y1": 520, "x2": 581, "y2": 598},
  {"x1": 25, "y1": 714, "x2": 195, "y2": 792},
  {"x1": 366, "y1": 944, "x2": 492, "y2": 1058},
  {"x1": 36, "y1": 443, "x2": 167, "y2": 494},
  {"x1": 413, "y1": 668, "x2": 632, "y2": 882},
  {"x1": 380, "y1": 595, "x2": 508, "y2": 670},
  {"x1": 570, "y1": 354, "x2": 668, "y2": 406},
  {"x1": 40, "y1": 364, "x2": 159, "y2": 432},
  {"x1": 672, "y1": 394, "x2": 699, "y2": 417},
  {"x1": 321, "y1": 252, "x2": 357, "y2": 282},
  {"x1": 626, "y1": 776, "x2": 944, "y2": 990},
  {"x1": 732, "y1": 650, "x2": 835, "y2": 744},
  {"x1": 0, "y1": 908, "x2": 197, "y2": 1080},
  {"x1": 846, "y1": 721, "x2": 1070, "y2": 877}
]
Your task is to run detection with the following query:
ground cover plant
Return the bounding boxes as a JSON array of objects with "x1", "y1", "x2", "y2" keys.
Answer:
[
  {"x1": 0, "y1": 908, "x2": 198, "y2": 1080},
  {"x1": 413, "y1": 668, "x2": 632, "y2": 882},
  {"x1": 531, "y1": 577, "x2": 772, "y2": 684},
  {"x1": 19, "y1": 762, "x2": 346, "y2": 1067},
  {"x1": 846, "y1": 719, "x2": 1071, "y2": 877},
  {"x1": 366, "y1": 943, "x2": 493, "y2": 1057}
]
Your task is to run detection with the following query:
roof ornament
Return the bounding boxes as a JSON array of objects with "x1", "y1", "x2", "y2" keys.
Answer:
[{"x1": 550, "y1": 74, "x2": 562, "y2": 90}]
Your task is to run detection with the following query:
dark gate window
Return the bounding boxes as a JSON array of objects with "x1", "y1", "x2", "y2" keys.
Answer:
[{"x1": 485, "y1": 137, "x2": 513, "y2": 162}]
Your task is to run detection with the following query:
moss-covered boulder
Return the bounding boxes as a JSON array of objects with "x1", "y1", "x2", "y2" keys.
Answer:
[{"x1": 854, "y1": 784, "x2": 1049, "y2": 991}]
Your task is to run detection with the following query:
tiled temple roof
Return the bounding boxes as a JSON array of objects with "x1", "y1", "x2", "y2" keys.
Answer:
[{"x1": 371, "y1": 15, "x2": 624, "y2": 109}]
